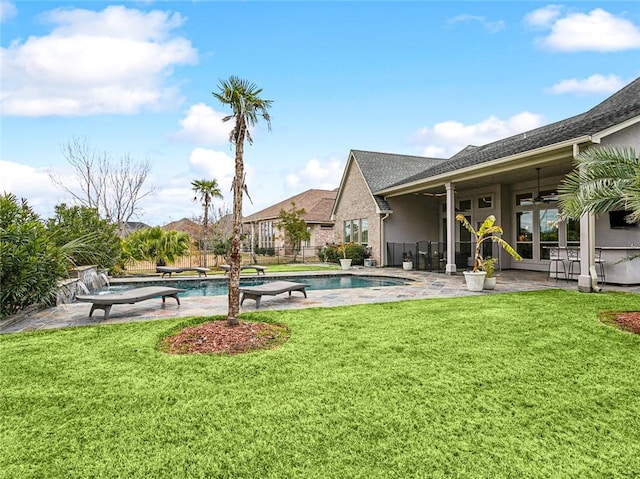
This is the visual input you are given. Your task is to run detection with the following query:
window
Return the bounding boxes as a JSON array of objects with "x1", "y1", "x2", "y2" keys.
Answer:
[
  {"x1": 343, "y1": 218, "x2": 368, "y2": 245},
  {"x1": 259, "y1": 221, "x2": 275, "y2": 248},
  {"x1": 459, "y1": 215, "x2": 472, "y2": 258},
  {"x1": 304, "y1": 227, "x2": 311, "y2": 248},
  {"x1": 539, "y1": 208, "x2": 559, "y2": 260},
  {"x1": 458, "y1": 199, "x2": 471, "y2": 211},
  {"x1": 478, "y1": 196, "x2": 493, "y2": 209},
  {"x1": 516, "y1": 211, "x2": 533, "y2": 259},
  {"x1": 567, "y1": 218, "x2": 580, "y2": 246}
]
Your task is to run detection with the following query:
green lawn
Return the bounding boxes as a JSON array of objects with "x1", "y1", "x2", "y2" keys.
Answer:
[{"x1": 2, "y1": 290, "x2": 640, "y2": 478}]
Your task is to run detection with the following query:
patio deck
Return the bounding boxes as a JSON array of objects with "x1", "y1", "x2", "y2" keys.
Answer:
[{"x1": 2, "y1": 269, "x2": 638, "y2": 334}]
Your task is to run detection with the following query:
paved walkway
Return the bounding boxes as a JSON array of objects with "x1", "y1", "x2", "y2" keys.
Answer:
[{"x1": 2, "y1": 268, "x2": 638, "y2": 334}]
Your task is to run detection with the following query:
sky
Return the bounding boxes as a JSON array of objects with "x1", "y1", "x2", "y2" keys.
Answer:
[{"x1": 1, "y1": 1, "x2": 640, "y2": 227}]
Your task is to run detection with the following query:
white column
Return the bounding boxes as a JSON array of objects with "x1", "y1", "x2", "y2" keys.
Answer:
[
  {"x1": 574, "y1": 144, "x2": 596, "y2": 292},
  {"x1": 445, "y1": 182, "x2": 457, "y2": 274}
]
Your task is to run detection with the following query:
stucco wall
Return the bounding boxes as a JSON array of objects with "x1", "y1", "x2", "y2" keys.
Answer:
[
  {"x1": 333, "y1": 161, "x2": 381, "y2": 262},
  {"x1": 601, "y1": 122, "x2": 640, "y2": 150}
]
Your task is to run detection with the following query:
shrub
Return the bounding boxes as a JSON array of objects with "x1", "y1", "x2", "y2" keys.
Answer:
[
  {"x1": 319, "y1": 243, "x2": 366, "y2": 265},
  {"x1": 0, "y1": 194, "x2": 67, "y2": 319}
]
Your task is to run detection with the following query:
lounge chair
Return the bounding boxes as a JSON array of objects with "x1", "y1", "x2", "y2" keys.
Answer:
[
  {"x1": 240, "y1": 281, "x2": 307, "y2": 309},
  {"x1": 218, "y1": 264, "x2": 267, "y2": 276},
  {"x1": 75, "y1": 286, "x2": 186, "y2": 320},
  {"x1": 156, "y1": 266, "x2": 210, "y2": 277}
]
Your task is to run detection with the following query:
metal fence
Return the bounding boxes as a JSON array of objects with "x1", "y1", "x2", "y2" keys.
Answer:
[
  {"x1": 386, "y1": 241, "x2": 470, "y2": 271},
  {"x1": 123, "y1": 246, "x2": 323, "y2": 275}
]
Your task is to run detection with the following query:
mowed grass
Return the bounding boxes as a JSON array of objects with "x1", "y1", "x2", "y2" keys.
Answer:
[{"x1": 1, "y1": 290, "x2": 640, "y2": 478}]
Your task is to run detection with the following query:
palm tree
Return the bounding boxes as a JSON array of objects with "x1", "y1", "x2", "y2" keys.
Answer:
[
  {"x1": 213, "y1": 76, "x2": 272, "y2": 326},
  {"x1": 123, "y1": 227, "x2": 191, "y2": 266},
  {"x1": 191, "y1": 179, "x2": 223, "y2": 267},
  {"x1": 558, "y1": 145, "x2": 640, "y2": 224}
]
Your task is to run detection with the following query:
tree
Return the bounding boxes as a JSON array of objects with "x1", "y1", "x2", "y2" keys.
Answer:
[
  {"x1": 122, "y1": 227, "x2": 191, "y2": 267},
  {"x1": 49, "y1": 137, "x2": 154, "y2": 236},
  {"x1": 191, "y1": 179, "x2": 223, "y2": 267},
  {"x1": 558, "y1": 146, "x2": 640, "y2": 223},
  {"x1": 213, "y1": 76, "x2": 272, "y2": 326},
  {"x1": 277, "y1": 202, "x2": 310, "y2": 262},
  {"x1": 0, "y1": 193, "x2": 67, "y2": 318},
  {"x1": 46, "y1": 203, "x2": 122, "y2": 271}
]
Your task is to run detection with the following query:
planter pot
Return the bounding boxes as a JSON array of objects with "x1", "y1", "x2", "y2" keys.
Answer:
[
  {"x1": 364, "y1": 258, "x2": 376, "y2": 267},
  {"x1": 483, "y1": 276, "x2": 497, "y2": 290},
  {"x1": 463, "y1": 271, "x2": 487, "y2": 292},
  {"x1": 339, "y1": 258, "x2": 352, "y2": 270},
  {"x1": 402, "y1": 261, "x2": 413, "y2": 271}
]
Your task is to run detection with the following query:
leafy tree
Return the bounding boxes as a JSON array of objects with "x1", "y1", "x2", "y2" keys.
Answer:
[
  {"x1": 191, "y1": 179, "x2": 223, "y2": 267},
  {"x1": 0, "y1": 193, "x2": 67, "y2": 318},
  {"x1": 558, "y1": 146, "x2": 640, "y2": 222},
  {"x1": 123, "y1": 227, "x2": 191, "y2": 267},
  {"x1": 277, "y1": 202, "x2": 310, "y2": 262},
  {"x1": 558, "y1": 146, "x2": 640, "y2": 262},
  {"x1": 213, "y1": 75, "x2": 272, "y2": 326},
  {"x1": 46, "y1": 203, "x2": 121, "y2": 271}
]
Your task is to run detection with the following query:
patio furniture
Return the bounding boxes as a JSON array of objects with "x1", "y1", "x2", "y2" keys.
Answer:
[
  {"x1": 566, "y1": 246, "x2": 581, "y2": 280},
  {"x1": 156, "y1": 266, "x2": 210, "y2": 277},
  {"x1": 75, "y1": 286, "x2": 186, "y2": 320},
  {"x1": 240, "y1": 281, "x2": 308, "y2": 309},
  {"x1": 547, "y1": 246, "x2": 566, "y2": 281},
  {"x1": 218, "y1": 264, "x2": 267, "y2": 275}
]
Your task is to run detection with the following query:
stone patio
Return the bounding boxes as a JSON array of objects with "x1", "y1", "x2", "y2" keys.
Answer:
[{"x1": 2, "y1": 269, "x2": 637, "y2": 334}]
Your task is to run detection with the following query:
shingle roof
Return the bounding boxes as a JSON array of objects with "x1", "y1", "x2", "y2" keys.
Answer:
[
  {"x1": 243, "y1": 189, "x2": 337, "y2": 223},
  {"x1": 384, "y1": 77, "x2": 640, "y2": 190},
  {"x1": 350, "y1": 150, "x2": 446, "y2": 210}
]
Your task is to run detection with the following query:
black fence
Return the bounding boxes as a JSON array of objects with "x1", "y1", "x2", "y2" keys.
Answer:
[
  {"x1": 386, "y1": 241, "x2": 470, "y2": 271},
  {"x1": 123, "y1": 246, "x2": 323, "y2": 274}
]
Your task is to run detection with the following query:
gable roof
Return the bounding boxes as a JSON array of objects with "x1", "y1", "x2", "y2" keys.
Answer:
[
  {"x1": 383, "y1": 76, "x2": 640, "y2": 191},
  {"x1": 348, "y1": 150, "x2": 446, "y2": 211},
  {"x1": 243, "y1": 189, "x2": 337, "y2": 224}
]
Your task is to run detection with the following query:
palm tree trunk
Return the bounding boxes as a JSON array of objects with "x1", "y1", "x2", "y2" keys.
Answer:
[
  {"x1": 202, "y1": 196, "x2": 209, "y2": 267},
  {"x1": 227, "y1": 131, "x2": 245, "y2": 326}
]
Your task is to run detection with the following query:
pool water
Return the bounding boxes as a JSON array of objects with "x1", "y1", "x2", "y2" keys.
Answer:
[{"x1": 102, "y1": 275, "x2": 407, "y2": 297}]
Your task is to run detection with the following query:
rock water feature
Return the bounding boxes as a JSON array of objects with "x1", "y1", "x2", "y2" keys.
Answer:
[{"x1": 56, "y1": 266, "x2": 109, "y2": 305}]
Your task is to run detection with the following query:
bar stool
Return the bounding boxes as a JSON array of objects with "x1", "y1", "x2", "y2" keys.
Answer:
[
  {"x1": 595, "y1": 248, "x2": 606, "y2": 286},
  {"x1": 566, "y1": 246, "x2": 581, "y2": 281},
  {"x1": 547, "y1": 246, "x2": 566, "y2": 281}
]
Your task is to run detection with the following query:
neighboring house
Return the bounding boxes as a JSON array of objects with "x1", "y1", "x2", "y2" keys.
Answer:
[
  {"x1": 163, "y1": 218, "x2": 202, "y2": 238},
  {"x1": 120, "y1": 221, "x2": 150, "y2": 237},
  {"x1": 332, "y1": 77, "x2": 640, "y2": 288},
  {"x1": 243, "y1": 189, "x2": 337, "y2": 251}
]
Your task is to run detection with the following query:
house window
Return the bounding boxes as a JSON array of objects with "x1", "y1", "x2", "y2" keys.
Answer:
[
  {"x1": 458, "y1": 199, "x2": 471, "y2": 211},
  {"x1": 343, "y1": 218, "x2": 368, "y2": 245},
  {"x1": 304, "y1": 227, "x2": 311, "y2": 248},
  {"x1": 516, "y1": 211, "x2": 533, "y2": 259},
  {"x1": 539, "y1": 208, "x2": 559, "y2": 260},
  {"x1": 567, "y1": 218, "x2": 580, "y2": 246},
  {"x1": 478, "y1": 196, "x2": 493, "y2": 209},
  {"x1": 259, "y1": 221, "x2": 275, "y2": 248}
]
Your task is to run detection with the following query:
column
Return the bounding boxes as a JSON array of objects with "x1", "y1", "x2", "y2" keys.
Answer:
[{"x1": 445, "y1": 182, "x2": 457, "y2": 274}]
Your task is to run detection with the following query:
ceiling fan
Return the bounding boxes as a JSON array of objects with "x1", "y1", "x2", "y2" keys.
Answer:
[{"x1": 526, "y1": 168, "x2": 559, "y2": 204}]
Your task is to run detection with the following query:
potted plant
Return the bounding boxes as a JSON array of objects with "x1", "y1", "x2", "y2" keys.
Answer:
[
  {"x1": 337, "y1": 242, "x2": 353, "y2": 270},
  {"x1": 456, "y1": 214, "x2": 522, "y2": 292},
  {"x1": 402, "y1": 251, "x2": 414, "y2": 271},
  {"x1": 481, "y1": 256, "x2": 498, "y2": 290}
]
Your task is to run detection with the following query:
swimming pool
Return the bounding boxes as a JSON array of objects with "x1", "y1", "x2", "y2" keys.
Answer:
[{"x1": 102, "y1": 275, "x2": 408, "y2": 297}]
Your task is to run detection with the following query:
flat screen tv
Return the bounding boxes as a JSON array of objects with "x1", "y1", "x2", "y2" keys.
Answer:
[{"x1": 609, "y1": 210, "x2": 639, "y2": 229}]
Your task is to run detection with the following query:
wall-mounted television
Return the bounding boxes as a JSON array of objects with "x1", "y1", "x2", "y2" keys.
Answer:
[{"x1": 609, "y1": 210, "x2": 639, "y2": 229}]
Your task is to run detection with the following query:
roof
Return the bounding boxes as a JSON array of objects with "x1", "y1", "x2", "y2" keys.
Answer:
[
  {"x1": 384, "y1": 76, "x2": 640, "y2": 190},
  {"x1": 243, "y1": 189, "x2": 337, "y2": 224},
  {"x1": 349, "y1": 150, "x2": 446, "y2": 211}
]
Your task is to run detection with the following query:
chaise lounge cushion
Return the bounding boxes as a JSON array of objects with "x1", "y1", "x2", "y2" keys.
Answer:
[
  {"x1": 239, "y1": 281, "x2": 307, "y2": 309},
  {"x1": 76, "y1": 286, "x2": 186, "y2": 320}
]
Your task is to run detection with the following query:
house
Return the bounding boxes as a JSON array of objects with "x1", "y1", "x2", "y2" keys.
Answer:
[
  {"x1": 332, "y1": 77, "x2": 640, "y2": 288},
  {"x1": 243, "y1": 189, "x2": 337, "y2": 252}
]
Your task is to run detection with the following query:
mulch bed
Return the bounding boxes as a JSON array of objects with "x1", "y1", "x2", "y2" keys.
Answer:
[
  {"x1": 600, "y1": 311, "x2": 640, "y2": 335},
  {"x1": 161, "y1": 320, "x2": 289, "y2": 355}
]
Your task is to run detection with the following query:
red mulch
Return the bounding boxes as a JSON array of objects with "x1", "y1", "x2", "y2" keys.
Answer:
[
  {"x1": 161, "y1": 320, "x2": 289, "y2": 355},
  {"x1": 606, "y1": 311, "x2": 640, "y2": 335}
]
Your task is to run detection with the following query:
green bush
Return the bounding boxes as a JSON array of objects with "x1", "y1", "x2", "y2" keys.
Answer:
[
  {"x1": 319, "y1": 243, "x2": 366, "y2": 265},
  {"x1": 0, "y1": 194, "x2": 67, "y2": 319}
]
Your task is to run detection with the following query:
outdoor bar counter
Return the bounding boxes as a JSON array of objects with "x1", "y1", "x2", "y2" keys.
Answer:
[{"x1": 598, "y1": 246, "x2": 640, "y2": 285}]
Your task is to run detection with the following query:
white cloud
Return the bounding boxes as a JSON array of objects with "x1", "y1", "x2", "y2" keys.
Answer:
[
  {"x1": 545, "y1": 74, "x2": 627, "y2": 95},
  {"x1": 524, "y1": 5, "x2": 562, "y2": 29},
  {"x1": 414, "y1": 112, "x2": 546, "y2": 158},
  {"x1": 0, "y1": 1, "x2": 17, "y2": 22},
  {"x1": 528, "y1": 7, "x2": 640, "y2": 52},
  {"x1": 0, "y1": 160, "x2": 67, "y2": 219},
  {"x1": 1, "y1": 5, "x2": 198, "y2": 117},
  {"x1": 285, "y1": 158, "x2": 343, "y2": 191},
  {"x1": 447, "y1": 14, "x2": 505, "y2": 33},
  {"x1": 172, "y1": 103, "x2": 231, "y2": 145}
]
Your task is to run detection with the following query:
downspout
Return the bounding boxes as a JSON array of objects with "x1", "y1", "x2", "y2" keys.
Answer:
[{"x1": 380, "y1": 212, "x2": 390, "y2": 266}]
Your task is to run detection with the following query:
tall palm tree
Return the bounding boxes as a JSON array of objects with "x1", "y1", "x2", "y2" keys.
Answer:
[
  {"x1": 558, "y1": 146, "x2": 640, "y2": 223},
  {"x1": 213, "y1": 76, "x2": 272, "y2": 326},
  {"x1": 191, "y1": 179, "x2": 223, "y2": 267}
]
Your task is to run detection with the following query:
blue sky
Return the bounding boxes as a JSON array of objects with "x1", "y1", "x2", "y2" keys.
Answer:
[{"x1": 2, "y1": 1, "x2": 639, "y2": 226}]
